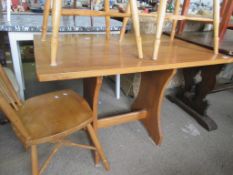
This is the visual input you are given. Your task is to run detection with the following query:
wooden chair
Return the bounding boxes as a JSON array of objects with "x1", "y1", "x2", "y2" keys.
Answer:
[
  {"x1": 177, "y1": 0, "x2": 233, "y2": 41},
  {"x1": 0, "y1": 65, "x2": 110, "y2": 175},
  {"x1": 152, "y1": 0, "x2": 220, "y2": 59},
  {"x1": 41, "y1": 0, "x2": 143, "y2": 66},
  {"x1": 170, "y1": 0, "x2": 220, "y2": 53}
]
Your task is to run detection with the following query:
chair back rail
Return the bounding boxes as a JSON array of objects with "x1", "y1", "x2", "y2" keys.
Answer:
[
  {"x1": 0, "y1": 66, "x2": 22, "y2": 108},
  {"x1": 0, "y1": 65, "x2": 30, "y2": 140}
]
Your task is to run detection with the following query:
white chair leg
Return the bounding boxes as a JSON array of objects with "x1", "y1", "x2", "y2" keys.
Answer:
[
  {"x1": 153, "y1": 0, "x2": 168, "y2": 60},
  {"x1": 115, "y1": 74, "x2": 120, "y2": 99}
]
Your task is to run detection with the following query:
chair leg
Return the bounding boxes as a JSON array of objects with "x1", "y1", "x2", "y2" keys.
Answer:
[
  {"x1": 129, "y1": 0, "x2": 143, "y2": 59},
  {"x1": 86, "y1": 124, "x2": 110, "y2": 171},
  {"x1": 104, "y1": 0, "x2": 111, "y2": 39},
  {"x1": 51, "y1": 0, "x2": 62, "y2": 66},
  {"x1": 83, "y1": 77, "x2": 103, "y2": 165},
  {"x1": 41, "y1": 0, "x2": 52, "y2": 41},
  {"x1": 93, "y1": 123, "x2": 100, "y2": 165},
  {"x1": 153, "y1": 0, "x2": 168, "y2": 60},
  {"x1": 170, "y1": 0, "x2": 180, "y2": 41},
  {"x1": 31, "y1": 145, "x2": 39, "y2": 175},
  {"x1": 213, "y1": 0, "x2": 220, "y2": 54},
  {"x1": 119, "y1": 3, "x2": 130, "y2": 42}
]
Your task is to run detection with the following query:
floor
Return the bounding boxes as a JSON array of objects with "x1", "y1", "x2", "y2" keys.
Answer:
[{"x1": 0, "y1": 63, "x2": 233, "y2": 175}]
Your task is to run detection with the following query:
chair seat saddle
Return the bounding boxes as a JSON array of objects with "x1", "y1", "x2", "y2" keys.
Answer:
[{"x1": 18, "y1": 89, "x2": 92, "y2": 140}]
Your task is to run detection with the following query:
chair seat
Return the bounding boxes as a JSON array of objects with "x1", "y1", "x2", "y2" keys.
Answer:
[{"x1": 17, "y1": 90, "x2": 93, "y2": 140}]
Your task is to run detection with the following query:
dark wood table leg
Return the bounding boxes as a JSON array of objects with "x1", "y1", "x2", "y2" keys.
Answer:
[
  {"x1": 132, "y1": 69, "x2": 176, "y2": 145},
  {"x1": 83, "y1": 77, "x2": 103, "y2": 165},
  {"x1": 167, "y1": 65, "x2": 224, "y2": 131}
]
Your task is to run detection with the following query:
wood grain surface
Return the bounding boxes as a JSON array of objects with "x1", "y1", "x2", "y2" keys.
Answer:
[{"x1": 34, "y1": 34, "x2": 233, "y2": 82}]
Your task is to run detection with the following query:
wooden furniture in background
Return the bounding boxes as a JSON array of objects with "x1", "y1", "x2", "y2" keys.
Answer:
[
  {"x1": 34, "y1": 34, "x2": 233, "y2": 143},
  {"x1": 41, "y1": 0, "x2": 143, "y2": 66},
  {"x1": 0, "y1": 65, "x2": 109, "y2": 175},
  {"x1": 155, "y1": 0, "x2": 220, "y2": 58},
  {"x1": 219, "y1": 0, "x2": 233, "y2": 40},
  {"x1": 167, "y1": 65, "x2": 224, "y2": 131},
  {"x1": 176, "y1": 0, "x2": 190, "y2": 35}
]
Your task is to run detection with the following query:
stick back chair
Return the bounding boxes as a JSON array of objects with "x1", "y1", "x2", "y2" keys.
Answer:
[
  {"x1": 41, "y1": 0, "x2": 143, "y2": 66},
  {"x1": 0, "y1": 65, "x2": 109, "y2": 175},
  {"x1": 153, "y1": 0, "x2": 220, "y2": 59}
]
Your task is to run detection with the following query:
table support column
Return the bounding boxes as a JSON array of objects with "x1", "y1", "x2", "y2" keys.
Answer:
[{"x1": 132, "y1": 69, "x2": 176, "y2": 145}]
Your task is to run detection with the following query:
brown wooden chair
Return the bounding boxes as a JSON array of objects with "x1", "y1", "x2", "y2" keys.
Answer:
[
  {"x1": 0, "y1": 65, "x2": 110, "y2": 175},
  {"x1": 41, "y1": 0, "x2": 143, "y2": 66}
]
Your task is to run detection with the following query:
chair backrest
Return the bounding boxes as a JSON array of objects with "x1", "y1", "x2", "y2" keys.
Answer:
[{"x1": 0, "y1": 65, "x2": 30, "y2": 140}]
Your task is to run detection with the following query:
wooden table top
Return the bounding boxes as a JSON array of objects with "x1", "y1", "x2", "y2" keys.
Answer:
[{"x1": 34, "y1": 34, "x2": 233, "y2": 82}]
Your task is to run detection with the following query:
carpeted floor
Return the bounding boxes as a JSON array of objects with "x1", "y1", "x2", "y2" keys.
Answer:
[{"x1": 0, "y1": 63, "x2": 233, "y2": 175}]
